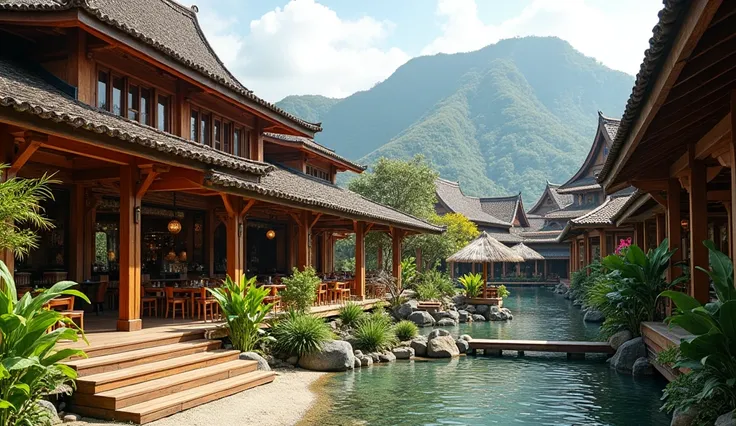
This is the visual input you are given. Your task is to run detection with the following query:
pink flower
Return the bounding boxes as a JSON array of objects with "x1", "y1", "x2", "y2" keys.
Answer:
[{"x1": 615, "y1": 237, "x2": 632, "y2": 255}]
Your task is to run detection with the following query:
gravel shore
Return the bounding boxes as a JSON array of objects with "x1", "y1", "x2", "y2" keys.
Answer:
[{"x1": 69, "y1": 369, "x2": 326, "y2": 426}]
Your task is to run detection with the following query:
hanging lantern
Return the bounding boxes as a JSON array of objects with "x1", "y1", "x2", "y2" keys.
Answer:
[
  {"x1": 165, "y1": 250, "x2": 177, "y2": 261},
  {"x1": 266, "y1": 229, "x2": 276, "y2": 240},
  {"x1": 168, "y1": 219, "x2": 182, "y2": 234},
  {"x1": 179, "y1": 250, "x2": 188, "y2": 262},
  {"x1": 107, "y1": 250, "x2": 116, "y2": 262}
]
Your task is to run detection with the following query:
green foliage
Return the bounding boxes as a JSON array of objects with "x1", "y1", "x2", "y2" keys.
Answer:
[
  {"x1": 0, "y1": 261, "x2": 90, "y2": 426},
  {"x1": 497, "y1": 284, "x2": 510, "y2": 299},
  {"x1": 661, "y1": 372, "x2": 733, "y2": 426},
  {"x1": 338, "y1": 302, "x2": 365, "y2": 329},
  {"x1": 208, "y1": 275, "x2": 274, "y2": 352},
  {"x1": 280, "y1": 267, "x2": 321, "y2": 312},
  {"x1": 656, "y1": 346, "x2": 680, "y2": 367},
  {"x1": 415, "y1": 269, "x2": 455, "y2": 302},
  {"x1": 660, "y1": 241, "x2": 736, "y2": 417},
  {"x1": 348, "y1": 155, "x2": 438, "y2": 219},
  {"x1": 458, "y1": 273, "x2": 483, "y2": 298},
  {"x1": 0, "y1": 165, "x2": 58, "y2": 259},
  {"x1": 275, "y1": 95, "x2": 340, "y2": 123},
  {"x1": 406, "y1": 213, "x2": 479, "y2": 270},
  {"x1": 353, "y1": 315, "x2": 397, "y2": 352},
  {"x1": 394, "y1": 320, "x2": 419, "y2": 341},
  {"x1": 271, "y1": 311, "x2": 333, "y2": 357},
  {"x1": 400, "y1": 257, "x2": 418, "y2": 289}
]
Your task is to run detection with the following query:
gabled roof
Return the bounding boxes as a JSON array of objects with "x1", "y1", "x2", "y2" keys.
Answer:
[
  {"x1": 557, "y1": 190, "x2": 637, "y2": 241},
  {"x1": 0, "y1": 0, "x2": 321, "y2": 135},
  {"x1": 558, "y1": 112, "x2": 620, "y2": 194},
  {"x1": 434, "y1": 179, "x2": 510, "y2": 228},
  {"x1": 263, "y1": 132, "x2": 365, "y2": 173},
  {"x1": 479, "y1": 193, "x2": 530, "y2": 227},
  {"x1": 527, "y1": 181, "x2": 574, "y2": 216}
]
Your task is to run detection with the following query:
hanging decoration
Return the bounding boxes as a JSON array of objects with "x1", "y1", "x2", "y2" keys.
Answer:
[
  {"x1": 266, "y1": 229, "x2": 276, "y2": 240},
  {"x1": 168, "y1": 193, "x2": 182, "y2": 235}
]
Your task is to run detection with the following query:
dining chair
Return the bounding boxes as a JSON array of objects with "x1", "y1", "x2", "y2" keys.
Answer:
[
  {"x1": 94, "y1": 281, "x2": 109, "y2": 315},
  {"x1": 317, "y1": 283, "x2": 328, "y2": 305},
  {"x1": 196, "y1": 287, "x2": 218, "y2": 322},
  {"x1": 141, "y1": 286, "x2": 158, "y2": 318},
  {"x1": 164, "y1": 286, "x2": 188, "y2": 319},
  {"x1": 58, "y1": 296, "x2": 84, "y2": 332}
]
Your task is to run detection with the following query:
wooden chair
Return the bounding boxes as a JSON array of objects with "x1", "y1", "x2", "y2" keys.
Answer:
[
  {"x1": 106, "y1": 280, "x2": 119, "y2": 310},
  {"x1": 196, "y1": 287, "x2": 218, "y2": 322},
  {"x1": 141, "y1": 287, "x2": 158, "y2": 318},
  {"x1": 316, "y1": 283, "x2": 328, "y2": 305},
  {"x1": 337, "y1": 286, "x2": 351, "y2": 303},
  {"x1": 55, "y1": 296, "x2": 84, "y2": 332},
  {"x1": 164, "y1": 287, "x2": 188, "y2": 319},
  {"x1": 94, "y1": 280, "x2": 109, "y2": 315}
]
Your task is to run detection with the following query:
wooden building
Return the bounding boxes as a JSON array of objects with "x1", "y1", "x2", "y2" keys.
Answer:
[{"x1": 0, "y1": 0, "x2": 442, "y2": 334}]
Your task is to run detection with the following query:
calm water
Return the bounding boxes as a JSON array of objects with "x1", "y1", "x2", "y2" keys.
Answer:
[{"x1": 314, "y1": 287, "x2": 670, "y2": 426}]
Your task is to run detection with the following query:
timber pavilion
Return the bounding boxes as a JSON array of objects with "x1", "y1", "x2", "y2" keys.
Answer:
[{"x1": 0, "y1": 0, "x2": 441, "y2": 334}]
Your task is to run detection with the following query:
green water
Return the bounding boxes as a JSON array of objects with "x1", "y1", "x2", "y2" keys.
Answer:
[{"x1": 315, "y1": 287, "x2": 671, "y2": 426}]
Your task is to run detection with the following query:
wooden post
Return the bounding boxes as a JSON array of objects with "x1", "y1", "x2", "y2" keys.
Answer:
[
  {"x1": 377, "y1": 245, "x2": 383, "y2": 271},
  {"x1": 391, "y1": 227, "x2": 402, "y2": 289},
  {"x1": 534, "y1": 260, "x2": 538, "y2": 276},
  {"x1": 471, "y1": 263, "x2": 475, "y2": 273},
  {"x1": 515, "y1": 263, "x2": 520, "y2": 277},
  {"x1": 689, "y1": 147, "x2": 709, "y2": 304},
  {"x1": 449, "y1": 261, "x2": 454, "y2": 279},
  {"x1": 599, "y1": 229, "x2": 608, "y2": 259},
  {"x1": 415, "y1": 248, "x2": 423, "y2": 272},
  {"x1": 355, "y1": 221, "x2": 366, "y2": 300},
  {"x1": 491, "y1": 261, "x2": 495, "y2": 280},
  {"x1": 83, "y1": 194, "x2": 98, "y2": 281},
  {"x1": 583, "y1": 233, "x2": 590, "y2": 272},
  {"x1": 643, "y1": 220, "x2": 651, "y2": 252},
  {"x1": 667, "y1": 178, "x2": 682, "y2": 283},
  {"x1": 502, "y1": 262, "x2": 507, "y2": 277},
  {"x1": 569, "y1": 240, "x2": 576, "y2": 275},
  {"x1": 117, "y1": 166, "x2": 142, "y2": 331},
  {"x1": 223, "y1": 195, "x2": 244, "y2": 280},
  {"x1": 634, "y1": 223, "x2": 644, "y2": 248},
  {"x1": 207, "y1": 206, "x2": 216, "y2": 276},
  {"x1": 730, "y1": 90, "x2": 736, "y2": 274},
  {"x1": 543, "y1": 260, "x2": 547, "y2": 279},
  {"x1": 297, "y1": 211, "x2": 310, "y2": 270},
  {"x1": 656, "y1": 214, "x2": 666, "y2": 246},
  {"x1": 482, "y1": 262, "x2": 488, "y2": 298},
  {"x1": 69, "y1": 184, "x2": 85, "y2": 282},
  {"x1": 726, "y1": 203, "x2": 733, "y2": 258},
  {"x1": 0, "y1": 131, "x2": 14, "y2": 274}
]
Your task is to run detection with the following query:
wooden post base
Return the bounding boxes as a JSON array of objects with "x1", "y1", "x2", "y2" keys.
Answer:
[{"x1": 116, "y1": 319, "x2": 143, "y2": 332}]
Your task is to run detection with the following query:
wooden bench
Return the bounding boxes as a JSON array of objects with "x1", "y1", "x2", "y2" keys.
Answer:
[{"x1": 417, "y1": 301, "x2": 442, "y2": 313}]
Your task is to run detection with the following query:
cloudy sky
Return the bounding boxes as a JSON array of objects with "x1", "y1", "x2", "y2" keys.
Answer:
[{"x1": 194, "y1": 0, "x2": 663, "y2": 102}]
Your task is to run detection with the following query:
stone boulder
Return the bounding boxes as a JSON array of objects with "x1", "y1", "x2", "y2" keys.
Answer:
[
  {"x1": 36, "y1": 400, "x2": 59, "y2": 425},
  {"x1": 63, "y1": 413, "x2": 81, "y2": 423},
  {"x1": 410, "y1": 337, "x2": 428, "y2": 357},
  {"x1": 460, "y1": 334, "x2": 472, "y2": 342},
  {"x1": 583, "y1": 309, "x2": 605, "y2": 323},
  {"x1": 716, "y1": 410, "x2": 736, "y2": 426},
  {"x1": 458, "y1": 310, "x2": 471, "y2": 323},
  {"x1": 359, "y1": 355, "x2": 373, "y2": 367},
  {"x1": 430, "y1": 311, "x2": 453, "y2": 321},
  {"x1": 500, "y1": 308, "x2": 513, "y2": 320},
  {"x1": 299, "y1": 340, "x2": 355, "y2": 372},
  {"x1": 427, "y1": 329, "x2": 451, "y2": 340},
  {"x1": 475, "y1": 304, "x2": 490, "y2": 315},
  {"x1": 437, "y1": 318, "x2": 457, "y2": 327},
  {"x1": 472, "y1": 314, "x2": 487, "y2": 322},
  {"x1": 465, "y1": 304, "x2": 477, "y2": 314},
  {"x1": 608, "y1": 330, "x2": 634, "y2": 350},
  {"x1": 632, "y1": 357, "x2": 653, "y2": 376},
  {"x1": 240, "y1": 352, "x2": 271, "y2": 371},
  {"x1": 204, "y1": 325, "x2": 229, "y2": 340},
  {"x1": 392, "y1": 347, "x2": 415, "y2": 359},
  {"x1": 610, "y1": 337, "x2": 646, "y2": 373},
  {"x1": 427, "y1": 335, "x2": 460, "y2": 358},
  {"x1": 573, "y1": 299, "x2": 584, "y2": 307},
  {"x1": 446, "y1": 310, "x2": 460, "y2": 321},
  {"x1": 455, "y1": 339, "x2": 469, "y2": 354},
  {"x1": 452, "y1": 294, "x2": 466, "y2": 306},
  {"x1": 394, "y1": 300, "x2": 418, "y2": 320},
  {"x1": 379, "y1": 351, "x2": 396, "y2": 363},
  {"x1": 401, "y1": 289, "x2": 418, "y2": 299},
  {"x1": 354, "y1": 357, "x2": 362, "y2": 368},
  {"x1": 671, "y1": 407, "x2": 697, "y2": 426},
  {"x1": 407, "y1": 311, "x2": 436, "y2": 327},
  {"x1": 368, "y1": 352, "x2": 381, "y2": 363}
]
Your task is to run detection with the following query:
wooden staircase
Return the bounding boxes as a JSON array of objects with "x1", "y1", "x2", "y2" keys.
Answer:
[{"x1": 68, "y1": 330, "x2": 276, "y2": 424}]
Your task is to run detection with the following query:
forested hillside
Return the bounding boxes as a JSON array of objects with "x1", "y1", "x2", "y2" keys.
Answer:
[{"x1": 276, "y1": 36, "x2": 634, "y2": 198}]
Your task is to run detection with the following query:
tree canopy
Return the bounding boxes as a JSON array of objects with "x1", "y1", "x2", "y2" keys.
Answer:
[{"x1": 406, "y1": 213, "x2": 480, "y2": 271}]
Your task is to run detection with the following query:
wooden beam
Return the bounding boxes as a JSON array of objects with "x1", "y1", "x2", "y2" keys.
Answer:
[
  {"x1": 9, "y1": 139, "x2": 41, "y2": 176},
  {"x1": 239, "y1": 199, "x2": 256, "y2": 218},
  {"x1": 631, "y1": 179, "x2": 668, "y2": 192},
  {"x1": 391, "y1": 227, "x2": 403, "y2": 289},
  {"x1": 708, "y1": 190, "x2": 731, "y2": 201},
  {"x1": 136, "y1": 171, "x2": 159, "y2": 199},
  {"x1": 689, "y1": 146, "x2": 709, "y2": 304},
  {"x1": 364, "y1": 223, "x2": 374, "y2": 234},
  {"x1": 147, "y1": 177, "x2": 201, "y2": 192},
  {"x1": 225, "y1": 198, "x2": 244, "y2": 280},
  {"x1": 599, "y1": 229, "x2": 608, "y2": 258},
  {"x1": 220, "y1": 193, "x2": 236, "y2": 217},
  {"x1": 309, "y1": 213, "x2": 323, "y2": 230},
  {"x1": 42, "y1": 136, "x2": 131, "y2": 165},
  {"x1": 298, "y1": 211, "x2": 310, "y2": 270},
  {"x1": 667, "y1": 178, "x2": 683, "y2": 283},
  {"x1": 117, "y1": 165, "x2": 142, "y2": 331},
  {"x1": 69, "y1": 184, "x2": 85, "y2": 282},
  {"x1": 656, "y1": 214, "x2": 666, "y2": 246},
  {"x1": 289, "y1": 212, "x2": 303, "y2": 228}
]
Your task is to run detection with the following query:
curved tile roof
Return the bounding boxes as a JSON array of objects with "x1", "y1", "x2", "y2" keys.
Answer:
[
  {"x1": 435, "y1": 179, "x2": 510, "y2": 227},
  {"x1": 570, "y1": 193, "x2": 635, "y2": 226},
  {"x1": 263, "y1": 132, "x2": 365, "y2": 172},
  {"x1": 479, "y1": 194, "x2": 521, "y2": 224}
]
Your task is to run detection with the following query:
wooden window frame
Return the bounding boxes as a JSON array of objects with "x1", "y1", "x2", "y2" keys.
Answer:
[
  {"x1": 189, "y1": 101, "x2": 251, "y2": 158},
  {"x1": 306, "y1": 164, "x2": 331, "y2": 182}
]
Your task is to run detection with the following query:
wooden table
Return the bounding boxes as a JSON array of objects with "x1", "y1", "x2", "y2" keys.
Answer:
[
  {"x1": 326, "y1": 281, "x2": 349, "y2": 303},
  {"x1": 261, "y1": 284, "x2": 286, "y2": 296}
]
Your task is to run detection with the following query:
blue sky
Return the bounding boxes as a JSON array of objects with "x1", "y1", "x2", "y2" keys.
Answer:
[{"x1": 194, "y1": 0, "x2": 663, "y2": 102}]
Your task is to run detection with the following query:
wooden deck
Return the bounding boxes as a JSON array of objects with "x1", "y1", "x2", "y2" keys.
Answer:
[
  {"x1": 469, "y1": 339, "x2": 614, "y2": 359},
  {"x1": 641, "y1": 321, "x2": 692, "y2": 381}
]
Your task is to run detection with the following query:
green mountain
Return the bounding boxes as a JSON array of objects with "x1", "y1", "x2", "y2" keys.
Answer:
[
  {"x1": 275, "y1": 37, "x2": 634, "y2": 199},
  {"x1": 276, "y1": 95, "x2": 341, "y2": 124}
]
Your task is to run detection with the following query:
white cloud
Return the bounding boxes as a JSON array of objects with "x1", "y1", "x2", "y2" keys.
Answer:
[
  {"x1": 422, "y1": 0, "x2": 662, "y2": 75},
  {"x1": 198, "y1": 0, "x2": 410, "y2": 102}
]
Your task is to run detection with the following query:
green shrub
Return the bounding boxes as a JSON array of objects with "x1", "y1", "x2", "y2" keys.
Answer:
[
  {"x1": 655, "y1": 346, "x2": 680, "y2": 367},
  {"x1": 401, "y1": 257, "x2": 418, "y2": 288},
  {"x1": 280, "y1": 267, "x2": 321, "y2": 312},
  {"x1": 458, "y1": 273, "x2": 483, "y2": 297},
  {"x1": 271, "y1": 310, "x2": 333, "y2": 357},
  {"x1": 353, "y1": 316, "x2": 397, "y2": 352},
  {"x1": 416, "y1": 269, "x2": 455, "y2": 301},
  {"x1": 497, "y1": 284, "x2": 510, "y2": 298},
  {"x1": 208, "y1": 275, "x2": 274, "y2": 352},
  {"x1": 661, "y1": 372, "x2": 732, "y2": 426},
  {"x1": 394, "y1": 320, "x2": 418, "y2": 341},
  {"x1": 0, "y1": 261, "x2": 90, "y2": 426},
  {"x1": 338, "y1": 302, "x2": 365, "y2": 329}
]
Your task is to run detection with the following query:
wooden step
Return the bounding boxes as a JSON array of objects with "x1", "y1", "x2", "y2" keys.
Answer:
[
  {"x1": 74, "y1": 371, "x2": 276, "y2": 424},
  {"x1": 76, "y1": 349, "x2": 241, "y2": 394},
  {"x1": 73, "y1": 359, "x2": 258, "y2": 410},
  {"x1": 68, "y1": 340, "x2": 221, "y2": 376},
  {"x1": 66, "y1": 329, "x2": 206, "y2": 359}
]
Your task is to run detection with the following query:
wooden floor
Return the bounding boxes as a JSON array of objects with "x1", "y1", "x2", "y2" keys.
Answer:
[
  {"x1": 469, "y1": 339, "x2": 614, "y2": 358},
  {"x1": 641, "y1": 321, "x2": 692, "y2": 381}
]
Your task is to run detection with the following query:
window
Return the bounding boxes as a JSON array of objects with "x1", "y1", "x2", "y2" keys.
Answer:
[
  {"x1": 200, "y1": 113, "x2": 210, "y2": 146},
  {"x1": 140, "y1": 88, "x2": 151, "y2": 126},
  {"x1": 127, "y1": 84, "x2": 139, "y2": 121},
  {"x1": 96, "y1": 68, "x2": 170, "y2": 132},
  {"x1": 111, "y1": 75, "x2": 124, "y2": 116},
  {"x1": 223, "y1": 122, "x2": 232, "y2": 153},
  {"x1": 188, "y1": 106, "x2": 249, "y2": 156},
  {"x1": 214, "y1": 118, "x2": 222, "y2": 151},
  {"x1": 156, "y1": 94, "x2": 169, "y2": 131},
  {"x1": 97, "y1": 71, "x2": 108, "y2": 111},
  {"x1": 233, "y1": 127, "x2": 240, "y2": 156},
  {"x1": 306, "y1": 165, "x2": 330, "y2": 182},
  {"x1": 190, "y1": 110, "x2": 199, "y2": 142}
]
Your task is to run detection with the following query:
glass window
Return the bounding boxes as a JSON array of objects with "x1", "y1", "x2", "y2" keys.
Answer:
[
  {"x1": 127, "y1": 84, "x2": 139, "y2": 121},
  {"x1": 156, "y1": 95, "x2": 170, "y2": 132},
  {"x1": 200, "y1": 114, "x2": 210, "y2": 146},
  {"x1": 243, "y1": 129, "x2": 251, "y2": 158},
  {"x1": 233, "y1": 127, "x2": 240, "y2": 156},
  {"x1": 214, "y1": 119, "x2": 221, "y2": 150},
  {"x1": 112, "y1": 76, "x2": 124, "y2": 116},
  {"x1": 97, "y1": 71, "x2": 108, "y2": 111},
  {"x1": 140, "y1": 88, "x2": 151, "y2": 126},
  {"x1": 223, "y1": 122, "x2": 232, "y2": 153},
  {"x1": 190, "y1": 110, "x2": 199, "y2": 141}
]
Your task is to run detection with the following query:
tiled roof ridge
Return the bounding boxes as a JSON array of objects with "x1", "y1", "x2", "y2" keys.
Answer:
[
  {"x1": 435, "y1": 178, "x2": 511, "y2": 227},
  {"x1": 571, "y1": 197, "x2": 614, "y2": 224},
  {"x1": 263, "y1": 132, "x2": 366, "y2": 171},
  {"x1": 597, "y1": 110, "x2": 621, "y2": 124},
  {"x1": 0, "y1": 0, "x2": 322, "y2": 134},
  {"x1": 478, "y1": 193, "x2": 521, "y2": 202},
  {"x1": 599, "y1": 0, "x2": 689, "y2": 183}
]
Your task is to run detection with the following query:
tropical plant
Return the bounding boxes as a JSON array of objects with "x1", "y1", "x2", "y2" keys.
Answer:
[
  {"x1": 280, "y1": 267, "x2": 320, "y2": 312},
  {"x1": 394, "y1": 320, "x2": 418, "y2": 341},
  {"x1": 373, "y1": 270, "x2": 405, "y2": 308},
  {"x1": 0, "y1": 261, "x2": 90, "y2": 426},
  {"x1": 660, "y1": 241, "x2": 736, "y2": 420},
  {"x1": 458, "y1": 273, "x2": 483, "y2": 298},
  {"x1": 270, "y1": 310, "x2": 332, "y2": 357},
  {"x1": 353, "y1": 315, "x2": 397, "y2": 352},
  {"x1": 208, "y1": 275, "x2": 274, "y2": 352},
  {"x1": 338, "y1": 302, "x2": 365, "y2": 329},
  {"x1": 406, "y1": 213, "x2": 479, "y2": 270},
  {"x1": 400, "y1": 257, "x2": 418, "y2": 289},
  {"x1": 497, "y1": 284, "x2": 510, "y2": 299},
  {"x1": 661, "y1": 372, "x2": 733, "y2": 426},
  {"x1": 655, "y1": 346, "x2": 680, "y2": 367}
]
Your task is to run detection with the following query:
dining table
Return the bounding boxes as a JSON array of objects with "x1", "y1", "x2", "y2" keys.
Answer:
[{"x1": 261, "y1": 284, "x2": 286, "y2": 297}]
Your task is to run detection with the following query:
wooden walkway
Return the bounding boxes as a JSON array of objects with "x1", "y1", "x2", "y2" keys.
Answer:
[{"x1": 469, "y1": 339, "x2": 614, "y2": 359}]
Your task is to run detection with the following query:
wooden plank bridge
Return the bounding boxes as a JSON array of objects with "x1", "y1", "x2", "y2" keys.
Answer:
[{"x1": 468, "y1": 339, "x2": 615, "y2": 359}]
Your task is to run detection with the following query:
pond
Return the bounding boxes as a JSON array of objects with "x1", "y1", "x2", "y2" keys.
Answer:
[{"x1": 310, "y1": 287, "x2": 671, "y2": 426}]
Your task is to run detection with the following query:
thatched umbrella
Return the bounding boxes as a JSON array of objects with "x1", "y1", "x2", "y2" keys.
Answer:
[
  {"x1": 447, "y1": 232, "x2": 524, "y2": 297},
  {"x1": 511, "y1": 243, "x2": 545, "y2": 277}
]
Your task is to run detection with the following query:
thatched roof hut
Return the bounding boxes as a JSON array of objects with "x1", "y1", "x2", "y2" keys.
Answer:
[
  {"x1": 447, "y1": 231, "x2": 524, "y2": 263},
  {"x1": 510, "y1": 243, "x2": 545, "y2": 261}
]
